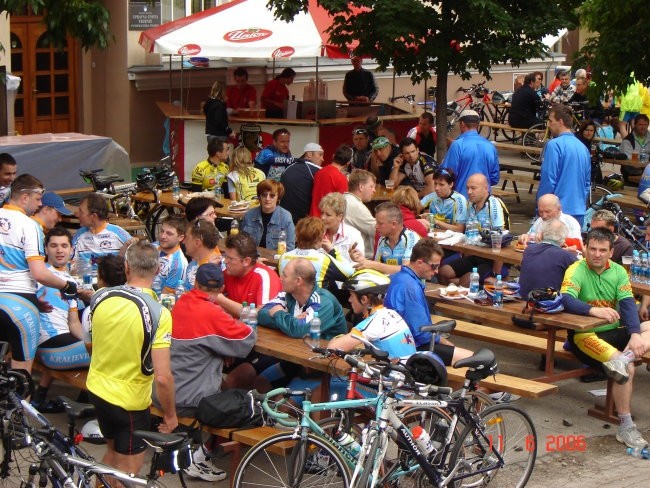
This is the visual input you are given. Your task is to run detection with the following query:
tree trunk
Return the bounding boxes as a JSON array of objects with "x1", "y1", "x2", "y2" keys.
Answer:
[{"x1": 435, "y1": 70, "x2": 449, "y2": 164}]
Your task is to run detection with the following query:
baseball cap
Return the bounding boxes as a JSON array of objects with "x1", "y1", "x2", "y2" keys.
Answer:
[
  {"x1": 371, "y1": 137, "x2": 391, "y2": 150},
  {"x1": 365, "y1": 116, "x2": 381, "y2": 130},
  {"x1": 303, "y1": 142, "x2": 324, "y2": 153},
  {"x1": 41, "y1": 192, "x2": 73, "y2": 216},
  {"x1": 459, "y1": 109, "x2": 480, "y2": 122},
  {"x1": 195, "y1": 263, "x2": 224, "y2": 289}
]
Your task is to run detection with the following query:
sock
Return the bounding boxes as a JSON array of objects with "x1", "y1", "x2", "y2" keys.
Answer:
[
  {"x1": 619, "y1": 413, "x2": 634, "y2": 429},
  {"x1": 193, "y1": 444, "x2": 208, "y2": 463},
  {"x1": 31, "y1": 386, "x2": 49, "y2": 405},
  {"x1": 621, "y1": 350, "x2": 636, "y2": 365}
]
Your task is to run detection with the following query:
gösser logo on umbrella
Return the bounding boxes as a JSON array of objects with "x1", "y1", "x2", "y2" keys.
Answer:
[
  {"x1": 177, "y1": 44, "x2": 201, "y2": 55},
  {"x1": 272, "y1": 47, "x2": 295, "y2": 58},
  {"x1": 224, "y1": 29, "x2": 273, "y2": 43}
]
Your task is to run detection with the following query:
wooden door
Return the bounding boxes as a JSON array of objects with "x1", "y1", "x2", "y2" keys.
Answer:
[{"x1": 10, "y1": 21, "x2": 77, "y2": 135}]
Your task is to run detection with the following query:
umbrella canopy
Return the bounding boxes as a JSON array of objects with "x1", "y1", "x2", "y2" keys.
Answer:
[{"x1": 139, "y1": 0, "x2": 357, "y2": 59}]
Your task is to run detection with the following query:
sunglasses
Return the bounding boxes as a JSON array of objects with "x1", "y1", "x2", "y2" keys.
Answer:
[
  {"x1": 353, "y1": 128, "x2": 369, "y2": 135},
  {"x1": 426, "y1": 261, "x2": 440, "y2": 271},
  {"x1": 20, "y1": 188, "x2": 45, "y2": 195},
  {"x1": 260, "y1": 192, "x2": 277, "y2": 199}
]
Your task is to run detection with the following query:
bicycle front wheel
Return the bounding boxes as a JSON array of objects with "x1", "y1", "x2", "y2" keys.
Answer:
[
  {"x1": 522, "y1": 122, "x2": 548, "y2": 163},
  {"x1": 449, "y1": 404, "x2": 536, "y2": 488},
  {"x1": 233, "y1": 432, "x2": 351, "y2": 488}
]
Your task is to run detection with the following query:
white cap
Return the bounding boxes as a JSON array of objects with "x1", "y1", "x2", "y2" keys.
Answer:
[
  {"x1": 303, "y1": 142, "x2": 324, "y2": 153},
  {"x1": 459, "y1": 109, "x2": 480, "y2": 120}
]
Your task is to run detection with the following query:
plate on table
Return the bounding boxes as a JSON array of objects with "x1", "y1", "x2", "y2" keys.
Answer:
[
  {"x1": 484, "y1": 282, "x2": 520, "y2": 301},
  {"x1": 514, "y1": 243, "x2": 526, "y2": 253},
  {"x1": 429, "y1": 232, "x2": 449, "y2": 240},
  {"x1": 228, "y1": 201, "x2": 250, "y2": 212},
  {"x1": 437, "y1": 286, "x2": 469, "y2": 300}
]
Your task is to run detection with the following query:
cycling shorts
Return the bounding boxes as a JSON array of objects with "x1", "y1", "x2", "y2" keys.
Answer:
[
  {"x1": 569, "y1": 327, "x2": 629, "y2": 371},
  {"x1": 0, "y1": 293, "x2": 40, "y2": 361},
  {"x1": 37, "y1": 333, "x2": 91, "y2": 370}
]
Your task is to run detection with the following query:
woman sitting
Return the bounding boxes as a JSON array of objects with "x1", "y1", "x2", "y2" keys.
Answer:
[
  {"x1": 575, "y1": 119, "x2": 597, "y2": 152},
  {"x1": 420, "y1": 168, "x2": 468, "y2": 233},
  {"x1": 227, "y1": 146, "x2": 265, "y2": 201},
  {"x1": 278, "y1": 217, "x2": 354, "y2": 290},
  {"x1": 241, "y1": 179, "x2": 295, "y2": 252},
  {"x1": 391, "y1": 186, "x2": 429, "y2": 237},
  {"x1": 319, "y1": 192, "x2": 365, "y2": 262}
]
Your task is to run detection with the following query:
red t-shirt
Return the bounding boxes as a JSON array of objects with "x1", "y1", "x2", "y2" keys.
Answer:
[
  {"x1": 223, "y1": 262, "x2": 282, "y2": 307},
  {"x1": 400, "y1": 205, "x2": 428, "y2": 238},
  {"x1": 310, "y1": 164, "x2": 349, "y2": 217},
  {"x1": 226, "y1": 84, "x2": 257, "y2": 110},
  {"x1": 261, "y1": 79, "x2": 288, "y2": 110}
]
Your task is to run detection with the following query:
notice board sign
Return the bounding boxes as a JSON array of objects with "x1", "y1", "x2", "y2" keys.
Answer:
[{"x1": 129, "y1": 1, "x2": 161, "y2": 31}]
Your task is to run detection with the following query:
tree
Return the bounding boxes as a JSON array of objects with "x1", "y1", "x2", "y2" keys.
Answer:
[
  {"x1": 269, "y1": 0, "x2": 581, "y2": 161},
  {"x1": 575, "y1": 0, "x2": 650, "y2": 98},
  {"x1": 0, "y1": 0, "x2": 112, "y2": 50}
]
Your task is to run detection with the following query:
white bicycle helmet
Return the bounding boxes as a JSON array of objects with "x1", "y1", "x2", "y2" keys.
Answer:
[
  {"x1": 81, "y1": 419, "x2": 106, "y2": 445},
  {"x1": 343, "y1": 270, "x2": 390, "y2": 296}
]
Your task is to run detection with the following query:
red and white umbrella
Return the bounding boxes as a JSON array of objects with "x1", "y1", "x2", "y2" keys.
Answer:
[{"x1": 139, "y1": 0, "x2": 357, "y2": 59}]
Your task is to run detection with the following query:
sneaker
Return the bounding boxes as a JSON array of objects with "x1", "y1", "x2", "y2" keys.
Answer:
[
  {"x1": 616, "y1": 424, "x2": 649, "y2": 449},
  {"x1": 488, "y1": 392, "x2": 521, "y2": 404},
  {"x1": 184, "y1": 461, "x2": 227, "y2": 482},
  {"x1": 602, "y1": 358, "x2": 630, "y2": 384}
]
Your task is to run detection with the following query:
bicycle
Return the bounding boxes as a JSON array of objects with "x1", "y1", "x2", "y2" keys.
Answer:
[
  {"x1": 446, "y1": 82, "x2": 493, "y2": 139},
  {"x1": 349, "y1": 348, "x2": 537, "y2": 488}
]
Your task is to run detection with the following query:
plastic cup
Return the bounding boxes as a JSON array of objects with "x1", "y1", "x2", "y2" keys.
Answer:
[
  {"x1": 622, "y1": 255, "x2": 633, "y2": 275},
  {"x1": 632, "y1": 152, "x2": 640, "y2": 161},
  {"x1": 490, "y1": 233, "x2": 502, "y2": 253},
  {"x1": 385, "y1": 180, "x2": 395, "y2": 195}
]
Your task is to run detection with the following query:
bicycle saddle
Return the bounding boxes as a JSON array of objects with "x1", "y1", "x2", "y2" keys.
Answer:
[
  {"x1": 454, "y1": 348, "x2": 499, "y2": 381},
  {"x1": 134, "y1": 430, "x2": 188, "y2": 450},
  {"x1": 79, "y1": 168, "x2": 103, "y2": 178},
  {"x1": 420, "y1": 320, "x2": 456, "y2": 335},
  {"x1": 95, "y1": 174, "x2": 124, "y2": 185},
  {"x1": 57, "y1": 396, "x2": 95, "y2": 419}
]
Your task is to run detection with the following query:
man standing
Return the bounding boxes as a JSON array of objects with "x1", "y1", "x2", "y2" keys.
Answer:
[
  {"x1": 310, "y1": 145, "x2": 351, "y2": 216},
  {"x1": 441, "y1": 110, "x2": 500, "y2": 198},
  {"x1": 87, "y1": 240, "x2": 177, "y2": 474},
  {"x1": 254, "y1": 128, "x2": 294, "y2": 181},
  {"x1": 589, "y1": 210, "x2": 633, "y2": 264},
  {"x1": 259, "y1": 258, "x2": 347, "y2": 339},
  {"x1": 518, "y1": 194, "x2": 582, "y2": 248},
  {"x1": 351, "y1": 128, "x2": 372, "y2": 170},
  {"x1": 509, "y1": 73, "x2": 543, "y2": 129},
  {"x1": 218, "y1": 233, "x2": 282, "y2": 317},
  {"x1": 261, "y1": 67, "x2": 295, "y2": 118},
  {"x1": 191, "y1": 139, "x2": 230, "y2": 192},
  {"x1": 537, "y1": 104, "x2": 591, "y2": 226},
  {"x1": 0, "y1": 174, "x2": 77, "y2": 372},
  {"x1": 384, "y1": 238, "x2": 472, "y2": 363},
  {"x1": 152, "y1": 215, "x2": 188, "y2": 295},
  {"x1": 407, "y1": 112, "x2": 437, "y2": 157},
  {"x1": 281, "y1": 142, "x2": 322, "y2": 224},
  {"x1": 368, "y1": 136, "x2": 400, "y2": 184},
  {"x1": 389, "y1": 137, "x2": 437, "y2": 198},
  {"x1": 438, "y1": 174, "x2": 507, "y2": 286},
  {"x1": 32, "y1": 191, "x2": 73, "y2": 233},
  {"x1": 0, "y1": 153, "x2": 17, "y2": 205},
  {"x1": 342, "y1": 56, "x2": 378, "y2": 104},
  {"x1": 226, "y1": 67, "x2": 257, "y2": 111},
  {"x1": 350, "y1": 202, "x2": 420, "y2": 275},
  {"x1": 344, "y1": 170, "x2": 377, "y2": 258},
  {"x1": 72, "y1": 192, "x2": 133, "y2": 261},
  {"x1": 562, "y1": 228, "x2": 650, "y2": 448}
]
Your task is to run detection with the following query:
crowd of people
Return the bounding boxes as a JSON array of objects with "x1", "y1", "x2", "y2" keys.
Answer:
[{"x1": 2, "y1": 67, "x2": 650, "y2": 482}]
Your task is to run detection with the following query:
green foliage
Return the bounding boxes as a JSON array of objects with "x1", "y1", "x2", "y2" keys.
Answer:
[
  {"x1": 0, "y1": 0, "x2": 112, "y2": 50},
  {"x1": 268, "y1": 0, "x2": 581, "y2": 159},
  {"x1": 575, "y1": 0, "x2": 649, "y2": 97}
]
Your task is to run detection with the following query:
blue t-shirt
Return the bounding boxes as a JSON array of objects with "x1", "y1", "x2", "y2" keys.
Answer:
[
  {"x1": 374, "y1": 228, "x2": 420, "y2": 265},
  {"x1": 468, "y1": 195, "x2": 506, "y2": 231},
  {"x1": 421, "y1": 191, "x2": 468, "y2": 225},
  {"x1": 353, "y1": 307, "x2": 416, "y2": 359}
]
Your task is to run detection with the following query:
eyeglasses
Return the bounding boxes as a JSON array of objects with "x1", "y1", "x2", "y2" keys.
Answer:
[
  {"x1": 425, "y1": 261, "x2": 440, "y2": 271},
  {"x1": 201, "y1": 209, "x2": 217, "y2": 218},
  {"x1": 353, "y1": 128, "x2": 369, "y2": 135},
  {"x1": 20, "y1": 188, "x2": 45, "y2": 195},
  {"x1": 260, "y1": 192, "x2": 277, "y2": 199},
  {"x1": 223, "y1": 254, "x2": 243, "y2": 262}
]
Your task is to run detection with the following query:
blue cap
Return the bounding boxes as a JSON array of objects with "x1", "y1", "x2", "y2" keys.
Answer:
[{"x1": 41, "y1": 192, "x2": 73, "y2": 216}]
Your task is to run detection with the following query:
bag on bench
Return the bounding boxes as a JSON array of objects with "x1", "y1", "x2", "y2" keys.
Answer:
[{"x1": 196, "y1": 389, "x2": 263, "y2": 429}]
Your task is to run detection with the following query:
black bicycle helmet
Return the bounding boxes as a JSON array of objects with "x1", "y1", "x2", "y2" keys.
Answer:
[
  {"x1": 405, "y1": 351, "x2": 447, "y2": 386},
  {"x1": 343, "y1": 270, "x2": 390, "y2": 296},
  {"x1": 603, "y1": 146, "x2": 628, "y2": 160},
  {"x1": 136, "y1": 168, "x2": 156, "y2": 191},
  {"x1": 603, "y1": 173, "x2": 624, "y2": 191},
  {"x1": 155, "y1": 169, "x2": 176, "y2": 190}
]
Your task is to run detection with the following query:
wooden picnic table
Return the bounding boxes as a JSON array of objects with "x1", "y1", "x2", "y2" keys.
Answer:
[
  {"x1": 437, "y1": 240, "x2": 524, "y2": 267},
  {"x1": 425, "y1": 283, "x2": 606, "y2": 383},
  {"x1": 608, "y1": 193, "x2": 648, "y2": 212}
]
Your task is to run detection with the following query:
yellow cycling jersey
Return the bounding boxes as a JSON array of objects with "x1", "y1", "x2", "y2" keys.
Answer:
[{"x1": 191, "y1": 159, "x2": 229, "y2": 191}]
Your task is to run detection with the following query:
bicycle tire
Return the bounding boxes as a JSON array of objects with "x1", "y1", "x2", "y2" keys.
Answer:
[
  {"x1": 353, "y1": 429, "x2": 381, "y2": 488},
  {"x1": 499, "y1": 109, "x2": 522, "y2": 143},
  {"x1": 450, "y1": 390, "x2": 495, "y2": 418},
  {"x1": 448, "y1": 404, "x2": 536, "y2": 488},
  {"x1": 233, "y1": 432, "x2": 351, "y2": 488},
  {"x1": 522, "y1": 122, "x2": 548, "y2": 163}
]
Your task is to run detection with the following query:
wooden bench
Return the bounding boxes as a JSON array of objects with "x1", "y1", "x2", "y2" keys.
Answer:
[
  {"x1": 54, "y1": 186, "x2": 93, "y2": 197},
  {"x1": 491, "y1": 187, "x2": 519, "y2": 201},
  {"x1": 493, "y1": 141, "x2": 543, "y2": 155},
  {"x1": 499, "y1": 171, "x2": 540, "y2": 202}
]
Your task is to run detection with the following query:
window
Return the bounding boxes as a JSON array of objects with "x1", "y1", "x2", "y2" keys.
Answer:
[{"x1": 161, "y1": 0, "x2": 221, "y2": 22}]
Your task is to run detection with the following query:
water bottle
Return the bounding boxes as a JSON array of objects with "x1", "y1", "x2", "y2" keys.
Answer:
[
  {"x1": 471, "y1": 219, "x2": 480, "y2": 244},
  {"x1": 493, "y1": 275, "x2": 504, "y2": 308},
  {"x1": 640, "y1": 145, "x2": 649, "y2": 163},
  {"x1": 175, "y1": 281, "x2": 185, "y2": 302},
  {"x1": 527, "y1": 224, "x2": 537, "y2": 244},
  {"x1": 214, "y1": 185, "x2": 222, "y2": 201},
  {"x1": 172, "y1": 175, "x2": 180, "y2": 200},
  {"x1": 240, "y1": 301, "x2": 249, "y2": 324},
  {"x1": 310, "y1": 312, "x2": 322, "y2": 342},
  {"x1": 336, "y1": 431, "x2": 361, "y2": 457},
  {"x1": 91, "y1": 257, "x2": 98, "y2": 283},
  {"x1": 230, "y1": 219, "x2": 239, "y2": 235},
  {"x1": 247, "y1": 303, "x2": 258, "y2": 329},
  {"x1": 627, "y1": 446, "x2": 650, "y2": 459},
  {"x1": 152, "y1": 275, "x2": 163, "y2": 297},
  {"x1": 81, "y1": 258, "x2": 93, "y2": 290},
  {"x1": 277, "y1": 228, "x2": 287, "y2": 255},
  {"x1": 468, "y1": 267, "x2": 480, "y2": 298},
  {"x1": 642, "y1": 253, "x2": 649, "y2": 284},
  {"x1": 411, "y1": 426, "x2": 434, "y2": 455},
  {"x1": 632, "y1": 250, "x2": 641, "y2": 283},
  {"x1": 465, "y1": 219, "x2": 475, "y2": 243}
]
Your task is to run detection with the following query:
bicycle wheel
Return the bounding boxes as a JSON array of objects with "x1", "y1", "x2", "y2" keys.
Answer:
[
  {"x1": 499, "y1": 109, "x2": 522, "y2": 143},
  {"x1": 233, "y1": 432, "x2": 351, "y2": 488},
  {"x1": 477, "y1": 106, "x2": 492, "y2": 140},
  {"x1": 450, "y1": 390, "x2": 495, "y2": 418},
  {"x1": 353, "y1": 429, "x2": 383, "y2": 488},
  {"x1": 522, "y1": 122, "x2": 548, "y2": 163},
  {"x1": 0, "y1": 415, "x2": 41, "y2": 488},
  {"x1": 448, "y1": 404, "x2": 536, "y2": 488}
]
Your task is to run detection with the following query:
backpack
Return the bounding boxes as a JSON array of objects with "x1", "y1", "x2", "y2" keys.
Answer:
[{"x1": 196, "y1": 389, "x2": 263, "y2": 429}]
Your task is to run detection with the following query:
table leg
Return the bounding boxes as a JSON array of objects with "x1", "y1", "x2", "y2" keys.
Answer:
[{"x1": 587, "y1": 378, "x2": 619, "y2": 424}]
